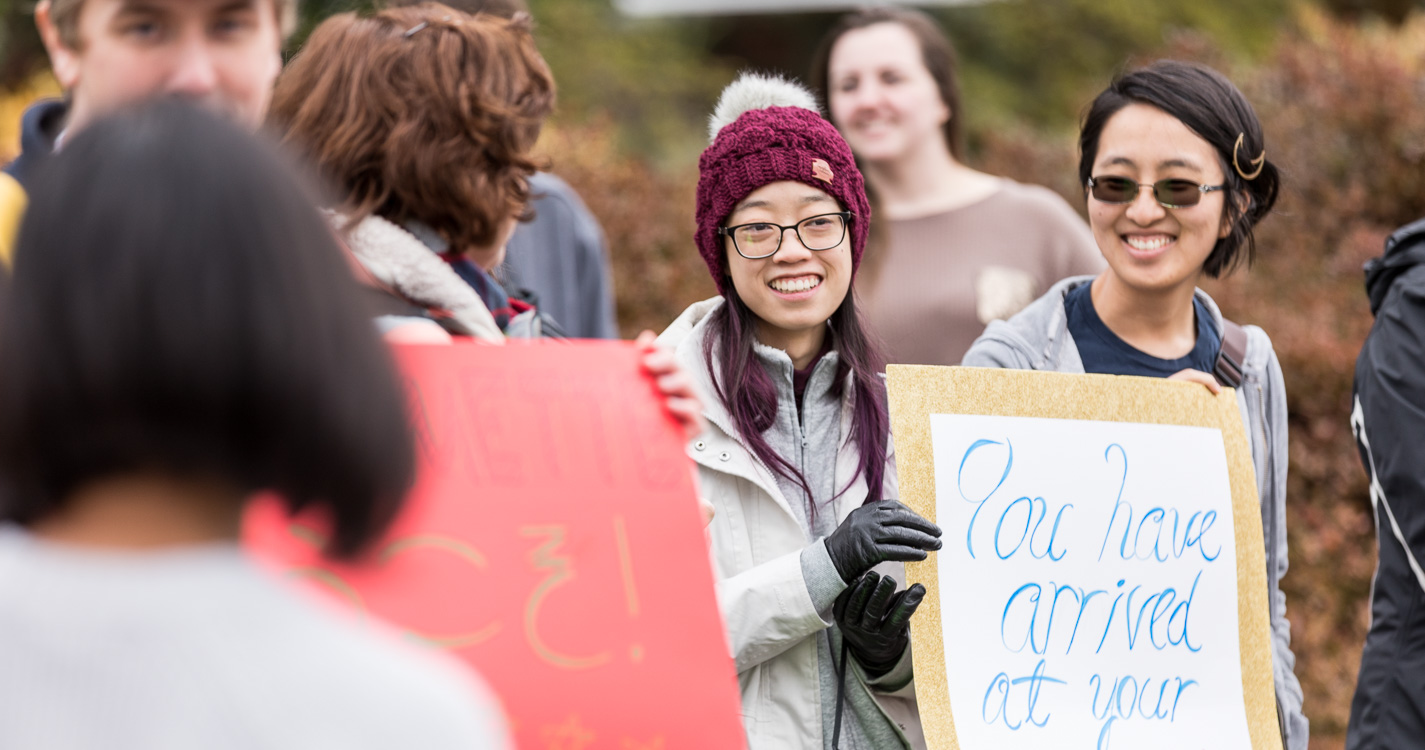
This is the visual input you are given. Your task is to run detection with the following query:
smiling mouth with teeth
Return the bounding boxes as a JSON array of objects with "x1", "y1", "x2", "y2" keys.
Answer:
[
  {"x1": 1124, "y1": 235, "x2": 1173, "y2": 251},
  {"x1": 769, "y1": 276, "x2": 822, "y2": 293}
]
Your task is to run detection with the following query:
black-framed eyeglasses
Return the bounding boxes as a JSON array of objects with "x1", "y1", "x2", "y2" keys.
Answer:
[
  {"x1": 718, "y1": 212, "x2": 853, "y2": 260},
  {"x1": 1087, "y1": 176, "x2": 1225, "y2": 209}
]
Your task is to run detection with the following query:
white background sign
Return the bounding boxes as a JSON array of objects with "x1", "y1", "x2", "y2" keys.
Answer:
[{"x1": 931, "y1": 413, "x2": 1250, "y2": 750}]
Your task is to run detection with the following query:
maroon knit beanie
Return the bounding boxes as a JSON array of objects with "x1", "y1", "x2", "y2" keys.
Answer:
[{"x1": 695, "y1": 74, "x2": 871, "y2": 295}]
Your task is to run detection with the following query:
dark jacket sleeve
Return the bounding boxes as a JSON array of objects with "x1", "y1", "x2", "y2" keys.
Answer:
[{"x1": 1355, "y1": 267, "x2": 1425, "y2": 564}]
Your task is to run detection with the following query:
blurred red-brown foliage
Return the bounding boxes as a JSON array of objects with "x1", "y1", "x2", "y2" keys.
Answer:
[
  {"x1": 545, "y1": 11, "x2": 1425, "y2": 747},
  {"x1": 533, "y1": 119, "x2": 715, "y2": 336},
  {"x1": 1216, "y1": 16, "x2": 1425, "y2": 745}
]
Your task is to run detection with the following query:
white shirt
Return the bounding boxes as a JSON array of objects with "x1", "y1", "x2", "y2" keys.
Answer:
[{"x1": 0, "y1": 525, "x2": 511, "y2": 750}]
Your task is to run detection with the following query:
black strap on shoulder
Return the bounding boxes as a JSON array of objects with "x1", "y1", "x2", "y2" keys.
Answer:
[{"x1": 1213, "y1": 319, "x2": 1248, "y2": 388}]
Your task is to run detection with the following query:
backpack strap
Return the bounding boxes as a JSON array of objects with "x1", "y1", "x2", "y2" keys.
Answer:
[{"x1": 1213, "y1": 319, "x2": 1248, "y2": 388}]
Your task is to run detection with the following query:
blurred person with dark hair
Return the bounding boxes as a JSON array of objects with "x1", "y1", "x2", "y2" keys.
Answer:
[
  {"x1": 271, "y1": 4, "x2": 557, "y2": 341},
  {"x1": 0, "y1": 0, "x2": 296, "y2": 266},
  {"x1": 964, "y1": 60, "x2": 1306, "y2": 749},
  {"x1": 1347, "y1": 219, "x2": 1425, "y2": 748},
  {"x1": 380, "y1": 0, "x2": 617, "y2": 339},
  {"x1": 811, "y1": 7, "x2": 1101, "y2": 366},
  {"x1": 0, "y1": 100, "x2": 512, "y2": 749}
]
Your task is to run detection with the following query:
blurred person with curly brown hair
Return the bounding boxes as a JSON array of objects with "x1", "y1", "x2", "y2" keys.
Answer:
[
  {"x1": 380, "y1": 0, "x2": 619, "y2": 340},
  {"x1": 271, "y1": 2, "x2": 707, "y2": 448},
  {"x1": 271, "y1": 3, "x2": 557, "y2": 342}
]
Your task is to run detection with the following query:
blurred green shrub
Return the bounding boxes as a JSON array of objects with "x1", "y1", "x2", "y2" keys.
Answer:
[
  {"x1": 941, "y1": 0, "x2": 1293, "y2": 133},
  {"x1": 525, "y1": 0, "x2": 733, "y2": 169}
]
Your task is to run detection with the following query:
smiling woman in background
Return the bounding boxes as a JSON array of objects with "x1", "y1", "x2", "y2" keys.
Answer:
[{"x1": 812, "y1": 7, "x2": 1102, "y2": 366}]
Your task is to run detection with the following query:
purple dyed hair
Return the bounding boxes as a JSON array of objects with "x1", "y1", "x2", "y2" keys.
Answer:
[{"x1": 702, "y1": 284, "x2": 890, "y2": 514}]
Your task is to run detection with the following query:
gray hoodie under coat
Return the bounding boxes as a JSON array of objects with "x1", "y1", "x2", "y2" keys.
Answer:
[{"x1": 660, "y1": 297, "x2": 922, "y2": 750}]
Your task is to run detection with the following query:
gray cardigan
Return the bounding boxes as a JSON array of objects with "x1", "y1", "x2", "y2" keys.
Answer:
[{"x1": 963, "y1": 275, "x2": 1308, "y2": 750}]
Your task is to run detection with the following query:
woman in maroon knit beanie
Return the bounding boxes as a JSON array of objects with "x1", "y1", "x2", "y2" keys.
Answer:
[{"x1": 658, "y1": 73, "x2": 940, "y2": 750}]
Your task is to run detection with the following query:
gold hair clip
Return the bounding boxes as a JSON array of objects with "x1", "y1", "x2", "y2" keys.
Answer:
[{"x1": 1233, "y1": 133, "x2": 1265, "y2": 180}]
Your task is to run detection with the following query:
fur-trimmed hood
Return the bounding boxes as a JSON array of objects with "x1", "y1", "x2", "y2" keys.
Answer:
[{"x1": 329, "y1": 212, "x2": 504, "y2": 342}]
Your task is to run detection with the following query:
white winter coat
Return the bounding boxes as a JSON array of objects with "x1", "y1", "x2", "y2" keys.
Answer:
[{"x1": 660, "y1": 298, "x2": 926, "y2": 750}]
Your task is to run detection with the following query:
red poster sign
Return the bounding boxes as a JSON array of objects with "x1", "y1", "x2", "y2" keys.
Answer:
[{"x1": 244, "y1": 341, "x2": 746, "y2": 750}]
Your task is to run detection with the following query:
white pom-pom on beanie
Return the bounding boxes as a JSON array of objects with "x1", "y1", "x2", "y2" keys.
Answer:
[{"x1": 707, "y1": 72, "x2": 821, "y2": 142}]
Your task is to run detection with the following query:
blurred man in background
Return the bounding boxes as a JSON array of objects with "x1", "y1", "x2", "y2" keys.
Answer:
[
  {"x1": 0, "y1": 0, "x2": 293, "y2": 266},
  {"x1": 385, "y1": 0, "x2": 620, "y2": 340}
]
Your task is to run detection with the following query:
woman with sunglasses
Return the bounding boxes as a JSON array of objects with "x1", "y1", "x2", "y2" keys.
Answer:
[
  {"x1": 964, "y1": 60, "x2": 1307, "y2": 749},
  {"x1": 660, "y1": 73, "x2": 941, "y2": 749}
]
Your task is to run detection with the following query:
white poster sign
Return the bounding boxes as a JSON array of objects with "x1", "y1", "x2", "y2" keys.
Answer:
[{"x1": 930, "y1": 413, "x2": 1249, "y2": 750}]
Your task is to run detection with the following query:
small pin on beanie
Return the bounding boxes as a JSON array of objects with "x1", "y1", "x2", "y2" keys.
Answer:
[{"x1": 695, "y1": 72, "x2": 871, "y2": 294}]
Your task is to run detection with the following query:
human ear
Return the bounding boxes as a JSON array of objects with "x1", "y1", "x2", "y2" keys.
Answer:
[
  {"x1": 1218, "y1": 190, "x2": 1251, "y2": 240},
  {"x1": 35, "y1": 1, "x2": 81, "y2": 90}
]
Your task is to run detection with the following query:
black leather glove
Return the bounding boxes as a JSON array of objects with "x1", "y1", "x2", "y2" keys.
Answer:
[
  {"x1": 823, "y1": 499, "x2": 942, "y2": 583},
  {"x1": 834, "y1": 572, "x2": 925, "y2": 676}
]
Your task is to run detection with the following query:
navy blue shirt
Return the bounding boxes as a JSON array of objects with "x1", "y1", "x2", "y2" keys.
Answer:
[
  {"x1": 3, "y1": 99, "x2": 65, "y2": 189},
  {"x1": 1064, "y1": 282, "x2": 1220, "y2": 377}
]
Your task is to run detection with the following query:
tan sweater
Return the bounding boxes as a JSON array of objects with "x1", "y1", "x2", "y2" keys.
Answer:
[{"x1": 857, "y1": 179, "x2": 1102, "y2": 366}]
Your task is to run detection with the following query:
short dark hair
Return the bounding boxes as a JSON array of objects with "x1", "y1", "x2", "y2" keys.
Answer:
[
  {"x1": 810, "y1": 6, "x2": 964, "y2": 161},
  {"x1": 1078, "y1": 60, "x2": 1280, "y2": 278},
  {"x1": 0, "y1": 100, "x2": 416, "y2": 559}
]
